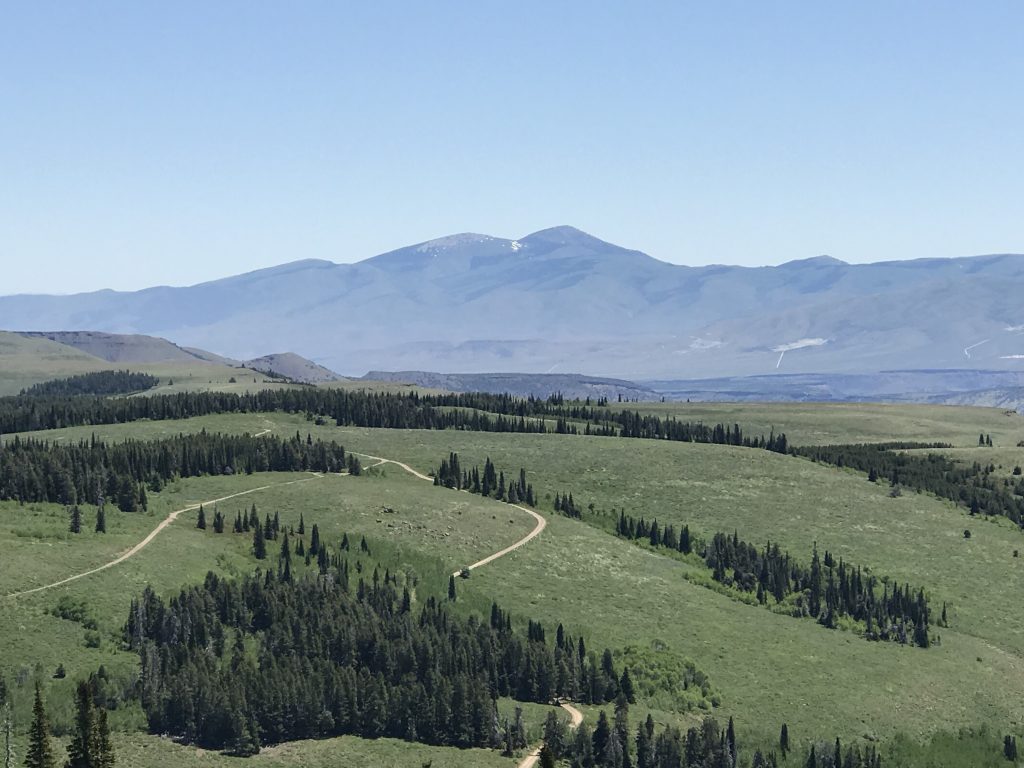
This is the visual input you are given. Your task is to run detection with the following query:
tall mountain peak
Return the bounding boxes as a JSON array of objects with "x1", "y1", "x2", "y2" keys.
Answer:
[{"x1": 520, "y1": 225, "x2": 609, "y2": 248}]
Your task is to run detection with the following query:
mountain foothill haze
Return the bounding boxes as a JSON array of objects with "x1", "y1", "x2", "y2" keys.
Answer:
[{"x1": 2, "y1": 225, "x2": 1023, "y2": 379}]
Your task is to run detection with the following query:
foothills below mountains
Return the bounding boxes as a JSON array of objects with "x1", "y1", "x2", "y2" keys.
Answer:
[{"x1": 3, "y1": 226, "x2": 1024, "y2": 381}]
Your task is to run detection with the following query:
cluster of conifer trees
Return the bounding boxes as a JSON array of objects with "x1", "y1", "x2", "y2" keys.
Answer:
[
  {"x1": 554, "y1": 491, "x2": 584, "y2": 518},
  {"x1": 19, "y1": 370, "x2": 159, "y2": 398},
  {"x1": 432, "y1": 453, "x2": 536, "y2": 505},
  {"x1": 615, "y1": 512, "x2": 696, "y2": 554},
  {"x1": 0, "y1": 431, "x2": 347, "y2": 509},
  {"x1": 542, "y1": 703, "x2": 881, "y2": 768},
  {"x1": 125, "y1": 569, "x2": 624, "y2": 754},
  {"x1": 614, "y1": 511, "x2": 932, "y2": 647},
  {"x1": 795, "y1": 442, "x2": 1024, "y2": 526}
]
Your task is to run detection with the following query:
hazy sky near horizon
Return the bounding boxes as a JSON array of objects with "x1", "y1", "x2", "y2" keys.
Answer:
[{"x1": 2, "y1": 2, "x2": 1022, "y2": 294}]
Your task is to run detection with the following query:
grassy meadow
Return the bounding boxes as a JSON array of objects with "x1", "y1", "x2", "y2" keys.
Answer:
[{"x1": 3, "y1": 399, "x2": 1024, "y2": 764}]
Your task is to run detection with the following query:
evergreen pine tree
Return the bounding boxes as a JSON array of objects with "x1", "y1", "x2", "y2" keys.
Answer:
[
  {"x1": 196, "y1": 505, "x2": 206, "y2": 530},
  {"x1": 25, "y1": 684, "x2": 55, "y2": 768},
  {"x1": 69, "y1": 506, "x2": 81, "y2": 534},
  {"x1": 592, "y1": 711, "x2": 611, "y2": 758},
  {"x1": 1004, "y1": 735, "x2": 1018, "y2": 761},
  {"x1": 65, "y1": 681, "x2": 102, "y2": 768},
  {"x1": 448, "y1": 575, "x2": 457, "y2": 602},
  {"x1": 780, "y1": 724, "x2": 789, "y2": 756},
  {"x1": 253, "y1": 523, "x2": 267, "y2": 560},
  {"x1": 620, "y1": 668, "x2": 636, "y2": 704},
  {"x1": 4, "y1": 702, "x2": 12, "y2": 768},
  {"x1": 94, "y1": 504, "x2": 106, "y2": 534},
  {"x1": 94, "y1": 709, "x2": 113, "y2": 768}
]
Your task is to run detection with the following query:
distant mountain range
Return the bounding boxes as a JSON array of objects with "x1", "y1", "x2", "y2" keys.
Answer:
[{"x1": 3, "y1": 226, "x2": 1024, "y2": 379}]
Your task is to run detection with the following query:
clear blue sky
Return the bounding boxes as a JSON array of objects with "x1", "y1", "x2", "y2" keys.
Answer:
[{"x1": 2, "y1": 1, "x2": 1022, "y2": 294}]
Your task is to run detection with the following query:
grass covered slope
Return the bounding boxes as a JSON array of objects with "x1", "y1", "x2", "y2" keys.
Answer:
[
  {"x1": 0, "y1": 467, "x2": 546, "y2": 764},
  {"x1": 5, "y1": 403, "x2": 1024, "y2": 763},
  {"x1": 14, "y1": 411, "x2": 1024, "y2": 655},
  {"x1": 0, "y1": 330, "x2": 111, "y2": 395},
  {"x1": 333, "y1": 427, "x2": 1024, "y2": 653},
  {"x1": 0, "y1": 329, "x2": 298, "y2": 396},
  {"x1": 628, "y1": 401, "x2": 1024, "y2": 447}
]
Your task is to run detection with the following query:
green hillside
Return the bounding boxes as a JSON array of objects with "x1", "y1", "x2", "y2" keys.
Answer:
[{"x1": 2, "y1": 397, "x2": 1023, "y2": 766}]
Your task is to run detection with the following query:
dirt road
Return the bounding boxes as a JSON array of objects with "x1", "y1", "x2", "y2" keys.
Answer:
[
  {"x1": 3, "y1": 475, "x2": 319, "y2": 599},
  {"x1": 517, "y1": 703, "x2": 585, "y2": 768},
  {"x1": 351, "y1": 452, "x2": 548, "y2": 576}
]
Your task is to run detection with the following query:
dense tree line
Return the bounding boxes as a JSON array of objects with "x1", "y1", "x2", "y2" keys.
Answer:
[
  {"x1": 433, "y1": 453, "x2": 536, "y2": 505},
  {"x1": 0, "y1": 431, "x2": 347, "y2": 510},
  {"x1": 794, "y1": 442, "x2": 1024, "y2": 526},
  {"x1": 0, "y1": 388, "x2": 792, "y2": 458},
  {"x1": 125, "y1": 570, "x2": 625, "y2": 754},
  {"x1": 614, "y1": 512, "x2": 932, "y2": 647},
  {"x1": 20, "y1": 370, "x2": 160, "y2": 398},
  {"x1": 0, "y1": 389, "x2": 553, "y2": 434}
]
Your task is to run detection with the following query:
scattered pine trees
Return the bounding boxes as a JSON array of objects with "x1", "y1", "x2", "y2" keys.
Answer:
[
  {"x1": 613, "y1": 508, "x2": 932, "y2": 646},
  {"x1": 794, "y1": 443, "x2": 1024, "y2": 527},
  {"x1": 562, "y1": 709, "x2": 880, "y2": 768}
]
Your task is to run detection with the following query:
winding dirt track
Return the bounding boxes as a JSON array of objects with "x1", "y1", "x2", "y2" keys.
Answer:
[
  {"x1": 517, "y1": 703, "x2": 584, "y2": 768},
  {"x1": 5, "y1": 442, "x2": 579, "y2": 757},
  {"x1": 351, "y1": 452, "x2": 548, "y2": 576},
  {"x1": 352, "y1": 451, "x2": 581, "y2": 762},
  {"x1": 3, "y1": 476, "x2": 319, "y2": 599}
]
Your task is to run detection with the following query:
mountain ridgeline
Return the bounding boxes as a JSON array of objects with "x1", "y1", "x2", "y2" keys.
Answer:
[{"x1": 2, "y1": 226, "x2": 1023, "y2": 378}]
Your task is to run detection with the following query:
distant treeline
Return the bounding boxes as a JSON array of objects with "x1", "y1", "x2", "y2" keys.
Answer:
[
  {"x1": 0, "y1": 431, "x2": 348, "y2": 510},
  {"x1": 611, "y1": 511, "x2": 933, "y2": 647},
  {"x1": 795, "y1": 442, "x2": 1024, "y2": 526},
  {"x1": 0, "y1": 389, "x2": 789, "y2": 455},
  {"x1": 20, "y1": 370, "x2": 159, "y2": 397},
  {"x1": 0, "y1": 390, "x2": 547, "y2": 434},
  {"x1": 433, "y1": 453, "x2": 536, "y2": 506},
  {"x1": 126, "y1": 570, "x2": 625, "y2": 753}
]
